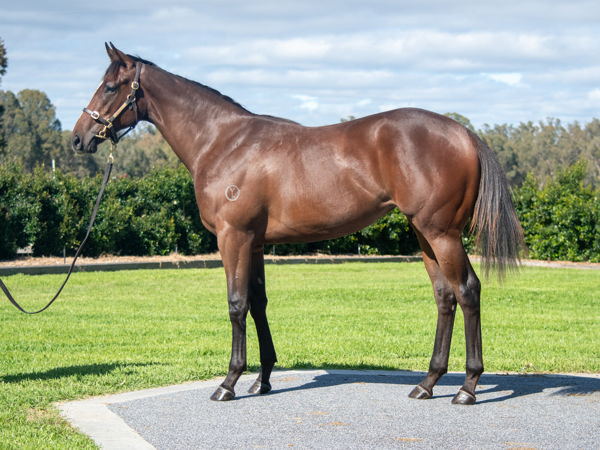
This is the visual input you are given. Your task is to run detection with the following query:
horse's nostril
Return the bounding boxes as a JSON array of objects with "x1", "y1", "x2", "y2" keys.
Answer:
[{"x1": 72, "y1": 133, "x2": 82, "y2": 151}]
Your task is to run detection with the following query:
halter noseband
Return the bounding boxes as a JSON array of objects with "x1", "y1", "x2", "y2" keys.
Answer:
[{"x1": 83, "y1": 62, "x2": 143, "y2": 144}]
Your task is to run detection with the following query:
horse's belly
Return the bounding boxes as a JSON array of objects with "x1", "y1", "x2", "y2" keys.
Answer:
[{"x1": 263, "y1": 201, "x2": 395, "y2": 244}]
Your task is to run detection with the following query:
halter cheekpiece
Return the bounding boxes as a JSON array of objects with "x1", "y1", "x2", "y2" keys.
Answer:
[{"x1": 83, "y1": 62, "x2": 142, "y2": 144}]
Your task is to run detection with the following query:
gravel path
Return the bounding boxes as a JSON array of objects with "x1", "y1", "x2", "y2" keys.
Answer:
[{"x1": 59, "y1": 369, "x2": 600, "y2": 450}]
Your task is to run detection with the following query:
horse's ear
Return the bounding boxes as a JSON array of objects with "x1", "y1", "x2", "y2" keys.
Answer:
[{"x1": 105, "y1": 42, "x2": 130, "y2": 67}]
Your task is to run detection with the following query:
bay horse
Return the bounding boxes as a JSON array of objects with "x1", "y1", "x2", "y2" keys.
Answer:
[{"x1": 72, "y1": 43, "x2": 525, "y2": 405}]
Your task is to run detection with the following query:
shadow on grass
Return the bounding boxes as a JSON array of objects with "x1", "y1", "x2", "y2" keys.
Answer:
[
  {"x1": 251, "y1": 364, "x2": 600, "y2": 404},
  {"x1": 1, "y1": 362, "x2": 158, "y2": 383}
]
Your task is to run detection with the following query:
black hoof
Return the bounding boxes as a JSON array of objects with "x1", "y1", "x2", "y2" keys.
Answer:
[
  {"x1": 408, "y1": 384, "x2": 432, "y2": 400},
  {"x1": 248, "y1": 381, "x2": 272, "y2": 395},
  {"x1": 210, "y1": 386, "x2": 235, "y2": 401},
  {"x1": 451, "y1": 389, "x2": 476, "y2": 405}
]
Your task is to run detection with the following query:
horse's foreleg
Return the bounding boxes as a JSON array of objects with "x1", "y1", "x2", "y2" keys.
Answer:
[
  {"x1": 247, "y1": 249, "x2": 277, "y2": 395},
  {"x1": 210, "y1": 231, "x2": 253, "y2": 401},
  {"x1": 409, "y1": 244, "x2": 457, "y2": 400}
]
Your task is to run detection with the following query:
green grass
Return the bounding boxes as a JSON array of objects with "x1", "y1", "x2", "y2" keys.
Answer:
[{"x1": 0, "y1": 261, "x2": 599, "y2": 448}]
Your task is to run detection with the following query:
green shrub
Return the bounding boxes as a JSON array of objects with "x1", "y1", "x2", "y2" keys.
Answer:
[
  {"x1": 0, "y1": 163, "x2": 33, "y2": 258},
  {"x1": 514, "y1": 160, "x2": 600, "y2": 261},
  {"x1": 86, "y1": 166, "x2": 216, "y2": 257}
]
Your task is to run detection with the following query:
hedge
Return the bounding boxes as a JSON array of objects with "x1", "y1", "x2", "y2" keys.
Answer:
[
  {"x1": 0, "y1": 163, "x2": 420, "y2": 260},
  {"x1": 0, "y1": 164, "x2": 217, "y2": 258},
  {"x1": 513, "y1": 160, "x2": 600, "y2": 262},
  {"x1": 1, "y1": 161, "x2": 599, "y2": 262}
]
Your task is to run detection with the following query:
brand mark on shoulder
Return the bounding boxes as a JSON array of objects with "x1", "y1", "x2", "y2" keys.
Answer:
[{"x1": 225, "y1": 185, "x2": 240, "y2": 201}]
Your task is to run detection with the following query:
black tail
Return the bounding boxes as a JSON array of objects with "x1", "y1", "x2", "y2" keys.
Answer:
[{"x1": 470, "y1": 132, "x2": 526, "y2": 278}]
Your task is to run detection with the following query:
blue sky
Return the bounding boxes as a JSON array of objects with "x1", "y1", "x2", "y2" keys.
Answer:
[{"x1": 1, "y1": 1, "x2": 600, "y2": 131}]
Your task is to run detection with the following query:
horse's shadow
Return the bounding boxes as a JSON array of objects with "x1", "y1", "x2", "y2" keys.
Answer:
[
  {"x1": 0, "y1": 362, "x2": 157, "y2": 383},
  {"x1": 258, "y1": 370, "x2": 600, "y2": 404}
]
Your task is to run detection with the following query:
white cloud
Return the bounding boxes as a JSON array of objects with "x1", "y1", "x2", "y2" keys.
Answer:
[
  {"x1": 205, "y1": 69, "x2": 394, "y2": 90},
  {"x1": 293, "y1": 94, "x2": 319, "y2": 112},
  {"x1": 485, "y1": 73, "x2": 523, "y2": 86},
  {"x1": 589, "y1": 89, "x2": 600, "y2": 102}
]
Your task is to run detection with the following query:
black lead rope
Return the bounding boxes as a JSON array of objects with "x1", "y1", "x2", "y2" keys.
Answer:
[{"x1": 0, "y1": 156, "x2": 113, "y2": 314}]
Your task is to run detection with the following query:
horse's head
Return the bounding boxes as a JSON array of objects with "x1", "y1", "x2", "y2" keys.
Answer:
[{"x1": 72, "y1": 43, "x2": 143, "y2": 153}]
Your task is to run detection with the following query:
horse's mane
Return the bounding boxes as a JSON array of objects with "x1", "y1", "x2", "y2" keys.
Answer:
[{"x1": 106, "y1": 54, "x2": 251, "y2": 114}]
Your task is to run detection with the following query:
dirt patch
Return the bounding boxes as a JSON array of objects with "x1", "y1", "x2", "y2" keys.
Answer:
[
  {"x1": 2, "y1": 254, "x2": 599, "y2": 270},
  {"x1": 0, "y1": 252, "x2": 374, "y2": 268},
  {"x1": 0, "y1": 253, "x2": 222, "y2": 267}
]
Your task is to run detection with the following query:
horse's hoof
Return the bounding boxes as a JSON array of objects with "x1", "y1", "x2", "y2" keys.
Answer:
[
  {"x1": 451, "y1": 389, "x2": 476, "y2": 405},
  {"x1": 210, "y1": 386, "x2": 235, "y2": 401},
  {"x1": 408, "y1": 384, "x2": 432, "y2": 400},
  {"x1": 248, "y1": 381, "x2": 272, "y2": 395}
]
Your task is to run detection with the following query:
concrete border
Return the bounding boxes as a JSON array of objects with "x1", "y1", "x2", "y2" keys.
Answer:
[
  {"x1": 57, "y1": 376, "x2": 228, "y2": 450},
  {"x1": 4, "y1": 255, "x2": 600, "y2": 277},
  {"x1": 0, "y1": 255, "x2": 423, "y2": 276}
]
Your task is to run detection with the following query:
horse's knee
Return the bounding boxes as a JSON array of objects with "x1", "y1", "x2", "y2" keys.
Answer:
[
  {"x1": 433, "y1": 280, "x2": 456, "y2": 314},
  {"x1": 228, "y1": 295, "x2": 249, "y2": 322}
]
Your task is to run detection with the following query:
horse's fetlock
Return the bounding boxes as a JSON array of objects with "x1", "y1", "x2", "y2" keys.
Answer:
[
  {"x1": 428, "y1": 358, "x2": 449, "y2": 377},
  {"x1": 466, "y1": 361, "x2": 484, "y2": 377}
]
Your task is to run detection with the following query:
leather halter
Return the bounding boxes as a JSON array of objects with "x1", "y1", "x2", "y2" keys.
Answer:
[{"x1": 83, "y1": 62, "x2": 142, "y2": 144}]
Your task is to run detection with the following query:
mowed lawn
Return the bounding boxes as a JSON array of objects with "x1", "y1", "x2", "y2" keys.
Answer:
[{"x1": 0, "y1": 261, "x2": 599, "y2": 448}]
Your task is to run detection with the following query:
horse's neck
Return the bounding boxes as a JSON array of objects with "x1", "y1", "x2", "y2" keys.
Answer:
[{"x1": 143, "y1": 65, "x2": 251, "y2": 171}]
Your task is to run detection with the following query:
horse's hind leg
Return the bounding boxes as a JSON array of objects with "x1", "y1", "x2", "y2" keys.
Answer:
[
  {"x1": 247, "y1": 248, "x2": 277, "y2": 395},
  {"x1": 409, "y1": 232, "x2": 458, "y2": 400},
  {"x1": 412, "y1": 230, "x2": 483, "y2": 405}
]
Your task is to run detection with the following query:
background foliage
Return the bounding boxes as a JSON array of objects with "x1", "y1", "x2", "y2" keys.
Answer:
[
  {"x1": 3, "y1": 159, "x2": 600, "y2": 262},
  {"x1": 2, "y1": 37, "x2": 600, "y2": 262},
  {"x1": 514, "y1": 161, "x2": 600, "y2": 262},
  {"x1": 0, "y1": 164, "x2": 217, "y2": 258}
]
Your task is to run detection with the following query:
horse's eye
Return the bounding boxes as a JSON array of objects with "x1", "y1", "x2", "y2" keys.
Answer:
[{"x1": 104, "y1": 83, "x2": 118, "y2": 94}]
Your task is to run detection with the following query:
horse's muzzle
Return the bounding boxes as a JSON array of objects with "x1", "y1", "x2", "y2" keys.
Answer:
[{"x1": 71, "y1": 131, "x2": 99, "y2": 154}]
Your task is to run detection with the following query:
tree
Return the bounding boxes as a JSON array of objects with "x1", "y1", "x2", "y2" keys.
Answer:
[
  {"x1": 0, "y1": 38, "x2": 7, "y2": 153},
  {"x1": 0, "y1": 89, "x2": 65, "y2": 172},
  {"x1": 115, "y1": 124, "x2": 180, "y2": 177},
  {"x1": 0, "y1": 38, "x2": 6, "y2": 77},
  {"x1": 578, "y1": 119, "x2": 600, "y2": 184},
  {"x1": 480, "y1": 123, "x2": 523, "y2": 186},
  {"x1": 445, "y1": 112, "x2": 475, "y2": 132}
]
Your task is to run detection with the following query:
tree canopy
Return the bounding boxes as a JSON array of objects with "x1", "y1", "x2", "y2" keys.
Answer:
[
  {"x1": 1, "y1": 89, "x2": 65, "y2": 172},
  {"x1": 0, "y1": 37, "x2": 6, "y2": 77},
  {"x1": 0, "y1": 37, "x2": 7, "y2": 152}
]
